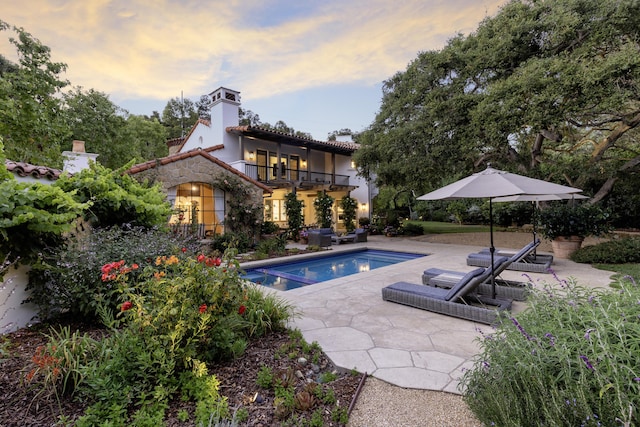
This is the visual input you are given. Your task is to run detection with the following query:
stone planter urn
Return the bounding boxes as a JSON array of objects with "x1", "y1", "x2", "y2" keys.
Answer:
[{"x1": 551, "y1": 236, "x2": 584, "y2": 259}]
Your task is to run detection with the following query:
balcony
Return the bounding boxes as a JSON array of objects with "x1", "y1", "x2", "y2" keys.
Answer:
[{"x1": 244, "y1": 164, "x2": 351, "y2": 189}]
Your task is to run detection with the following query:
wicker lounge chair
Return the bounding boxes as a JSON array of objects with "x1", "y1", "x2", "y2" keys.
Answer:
[
  {"x1": 466, "y1": 239, "x2": 552, "y2": 273},
  {"x1": 422, "y1": 241, "x2": 537, "y2": 301},
  {"x1": 382, "y1": 258, "x2": 512, "y2": 324}
]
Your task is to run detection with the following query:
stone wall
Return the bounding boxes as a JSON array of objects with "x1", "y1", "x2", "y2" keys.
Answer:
[{"x1": 133, "y1": 155, "x2": 264, "y2": 216}]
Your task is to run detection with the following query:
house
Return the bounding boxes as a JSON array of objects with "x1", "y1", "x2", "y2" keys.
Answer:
[
  {"x1": 129, "y1": 87, "x2": 374, "y2": 236},
  {"x1": 5, "y1": 140, "x2": 97, "y2": 184}
]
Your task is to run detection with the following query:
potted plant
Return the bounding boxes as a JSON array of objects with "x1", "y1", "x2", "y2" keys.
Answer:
[{"x1": 537, "y1": 203, "x2": 611, "y2": 258}]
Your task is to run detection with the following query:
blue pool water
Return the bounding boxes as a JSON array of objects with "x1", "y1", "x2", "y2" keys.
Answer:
[{"x1": 243, "y1": 249, "x2": 426, "y2": 291}]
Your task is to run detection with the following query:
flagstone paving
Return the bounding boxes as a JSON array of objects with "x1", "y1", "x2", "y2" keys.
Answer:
[{"x1": 250, "y1": 235, "x2": 614, "y2": 394}]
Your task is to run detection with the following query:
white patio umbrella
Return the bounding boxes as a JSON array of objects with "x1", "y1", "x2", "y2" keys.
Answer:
[
  {"x1": 493, "y1": 193, "x2": 589, "y2": 258},
  {"x1": 417, "y1": 166, "x2": 582, "y2": 298}
]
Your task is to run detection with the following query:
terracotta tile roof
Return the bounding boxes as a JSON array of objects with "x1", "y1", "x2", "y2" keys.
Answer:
[
  {"x1": 126, "y1": 147, "x2": 272, "y2": 193},
  {"x1": 225, "y1": 125, "x2": 360, "y2": 155},
  {"x1": 4, "y1": 160, "x2": 63, "y2": 181}
]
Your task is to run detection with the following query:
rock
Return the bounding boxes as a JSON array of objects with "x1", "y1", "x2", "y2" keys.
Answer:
[{"x1": 297, "y1": 357, "x2": 307, "y2": 366}]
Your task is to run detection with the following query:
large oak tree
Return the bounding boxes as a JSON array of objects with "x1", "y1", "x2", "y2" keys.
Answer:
[{"x1": 355, "y1": 0, "x2": 640, "y2": 211}]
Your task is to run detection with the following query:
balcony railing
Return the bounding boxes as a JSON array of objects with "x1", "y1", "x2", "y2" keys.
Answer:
[{"x1": 244, "y1": 164, "x2": 349, "y2": 187}]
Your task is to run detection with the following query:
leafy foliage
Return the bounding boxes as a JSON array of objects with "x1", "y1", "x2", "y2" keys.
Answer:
[
  {"x1": 313, "y1": 192, "x2": 334, "y2": 229},
  {"x1": 570, "y1": 236, "x2": 640, "y2": 264},
  {"x1": 355, "y1": 0, "x2": 640, "y2": 219},
  {"x1": 0, "y1": 20, "x2": 70, "y2": 167},
  {"x1": 284, "y1": 192, "x2": 304, "y2": 240},
  {"x1": 55, "y1": 161, "x2": 172, "y2": 228},
  {"x1": 27, "y1": 226, "x2": 199, "y2": 320},
  {"x1": 537, "y1": 203, "x2": 612, "y2": 240},
  {"x1": 0, "y1": 167, "x2": 87, "y2": 266},
  {"x1": 461, "y1": 277, "x2": 640, "y2": 427},
  {"x1": 339, "y1": 195, "x2": 358, "y2": 232},
  {"x1": 212, "y1": 175, "x2": 262, "y2": 241}
]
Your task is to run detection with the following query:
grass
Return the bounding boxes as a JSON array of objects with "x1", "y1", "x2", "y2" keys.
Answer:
[{"x1": 594, "y1": 263, "x2": 640, "y2": 284}]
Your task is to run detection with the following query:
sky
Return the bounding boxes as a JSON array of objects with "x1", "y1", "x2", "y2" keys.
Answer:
[{"x1": 2, "y1": 0, "x2": 507, "y2": 141}]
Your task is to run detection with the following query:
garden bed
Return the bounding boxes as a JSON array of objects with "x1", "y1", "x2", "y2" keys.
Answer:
[{"x1": 0, "y1": 318, "x2": 361, "y2": 426}]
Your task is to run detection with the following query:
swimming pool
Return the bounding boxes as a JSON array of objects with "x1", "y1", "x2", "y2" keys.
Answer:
[{"x1": 243, "y1": 249, "x2": 426, "y2": 291}]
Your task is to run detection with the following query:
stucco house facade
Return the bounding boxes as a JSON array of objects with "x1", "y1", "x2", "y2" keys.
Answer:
[{"x1": 129, "y1": 87, "x2": 374, "y2": 236}]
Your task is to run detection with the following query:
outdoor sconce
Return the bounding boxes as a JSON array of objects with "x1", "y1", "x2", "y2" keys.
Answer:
[
  {"x1": 351, "y1": 160, "x2": 356, "y2": 169},
  {"x1": 361, "y1": 203, "x2": 367, "y2": 211},
  {"x1": 248, "y1": 151, "x2": 255, "y2": 160},
  {"x1": 301, "y1": 159, "x2": 307, "y2": 168}
]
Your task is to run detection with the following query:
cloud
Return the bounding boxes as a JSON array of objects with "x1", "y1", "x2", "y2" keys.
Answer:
[{"x1": 1, "y1": 0, "x2": 506, "y2": 104}]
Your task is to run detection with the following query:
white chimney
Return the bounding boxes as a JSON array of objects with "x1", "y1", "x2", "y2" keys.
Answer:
[{"x1": 63, "y1": 140, "x2": 99, "y2": 173}]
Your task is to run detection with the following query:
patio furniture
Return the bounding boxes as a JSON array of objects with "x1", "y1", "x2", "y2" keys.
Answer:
[
  {"x1": 307, "y1": 228, "x2": 333, "y2": 247},
  {"x1": 331, "y1": 228, "x2": 368, "y2": 244},
  {"x1": 422, "y1": 240, "x2": 539, "y2": 301},
  {"x1": 466, "y1": 241, "x2": 552, "y2": 273},
  {"x1": 382, "y1": 257, "x2": 513, "y2": 324}
]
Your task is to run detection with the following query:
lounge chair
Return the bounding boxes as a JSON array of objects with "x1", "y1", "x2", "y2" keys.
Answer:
[
  {"x1": 466, "y1": 239, "x2": 552, "y2": 273},
  {"x1": 422, "y1": 241, "x2": 537, "y2": 301},
  {"x1": 382, "y1": 257, "x2": 512, "y2": 324}
]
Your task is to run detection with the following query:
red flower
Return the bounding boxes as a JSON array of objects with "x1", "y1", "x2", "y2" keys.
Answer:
[
  {"x1": 238, "y1": 305, "x2": 246, "y2": 315},
  {"x1": 121, "y1": 301, "x2": 133, "y2": 312},
  {"x1": 197, "y1": 254, "x2": 206, "y2": 263},
  {"x1": 131, "y1": 263, "x2": 139, "y2": 270},
  {"x1": 205, "y1": 257, "x2": 215, "y2": 267},
  {"x1": 199, "y1": 304, "x2": 207, "y2": 314},
  {"x1": 181, "y1": 247, "x2": 187, "y2": 253},
  {"x1": 214, "y1": 257, "x2": 221, "y2": 266}
]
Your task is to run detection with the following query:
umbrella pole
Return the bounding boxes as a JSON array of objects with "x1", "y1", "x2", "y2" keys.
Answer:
[
  {"x1": 489, "y1": 198, "x2": 496, "y2": 299},
  {"x1": 532, "y1": 201, "x2": 537, "y2": 260}
]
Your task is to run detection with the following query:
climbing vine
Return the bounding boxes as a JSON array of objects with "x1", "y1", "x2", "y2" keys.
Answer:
[
  {"x1": 313, "y1": 191, "x2": 335, "y2": 229},
  {"x1": 284, "y1": 192, "x2": 304, "y2": 241},
  {"x1": 211, "y1": 175, "x2": 262, "y2": 240},
  {"x1": 339, "y1": 195, "x2": 358, "y2": 232}
]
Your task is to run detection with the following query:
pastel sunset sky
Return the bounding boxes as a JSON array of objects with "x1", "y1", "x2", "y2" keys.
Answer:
[{"x1": 2, "y1": 0, "x2": 506, "y2": 139}]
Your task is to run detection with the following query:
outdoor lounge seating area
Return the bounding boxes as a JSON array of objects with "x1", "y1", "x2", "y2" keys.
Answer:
[
  {"x1": 307, "y1": 228, "x2": 368, "y2": 246},
  {"x1": 381, "y1": 240, "x2": 541, "y2": 323},
  {"x1": 382, "y1": 257, "x2": 513, "y2": 324},
  {"x1": 422, "y1": 240, "x2": 539, "y2": 301},
  {"x1": 466, "y1": 242, "x2": 553, "y2": 273}
]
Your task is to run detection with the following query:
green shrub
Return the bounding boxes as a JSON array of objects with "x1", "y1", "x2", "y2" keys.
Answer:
[
  {"x1": 55, "y1": 161, "x2": 172, "y2": 229},
  {"x1": 399, "y1": 222, "x2": 424, "y2": 236},
  {"x1": 571, "y1": 236, "x2": 640, "y2": 264},
  {"x1": 255, "y1": 234, "x2": 287, "y2": 257},
  {"x1": 261, "y1": 221, "x2": 280, "y2": 235},
  {"x1": 461, "y1": 278, "x2": 640, "y2": 426},
  {"x1": 210, "y1": 232, "x2": 251, "y2": 254},
  {"x1": 28, "y1": 226, "x2": 199, "y2": 320}
]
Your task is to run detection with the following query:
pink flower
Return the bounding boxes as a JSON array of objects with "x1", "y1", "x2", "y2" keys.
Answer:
[
  {"x1": 238, "y1": 305, "x2": 246, "y2": 315},
  {"x1": 121, "y1": 301, "x2": 133, "y2": 312},
  {"x1": 199, "y1": 304, "x2": 207, "y2": 314}
]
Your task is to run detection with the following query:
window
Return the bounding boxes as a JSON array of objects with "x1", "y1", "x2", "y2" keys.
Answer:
[{"x1": 169, "y1": 183, "x2": 224, "y2": 236}]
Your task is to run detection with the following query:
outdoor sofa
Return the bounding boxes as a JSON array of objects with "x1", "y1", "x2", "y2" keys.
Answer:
[
  {"x1": 307, "y1": 228, "x2": 333, "y2": 247},
  {"x1": 382, "y1": 257, "x2": 513, "y2": 324},
  {"x1": 331, "y1": 228, "x2": 368, "y2": 244}
]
